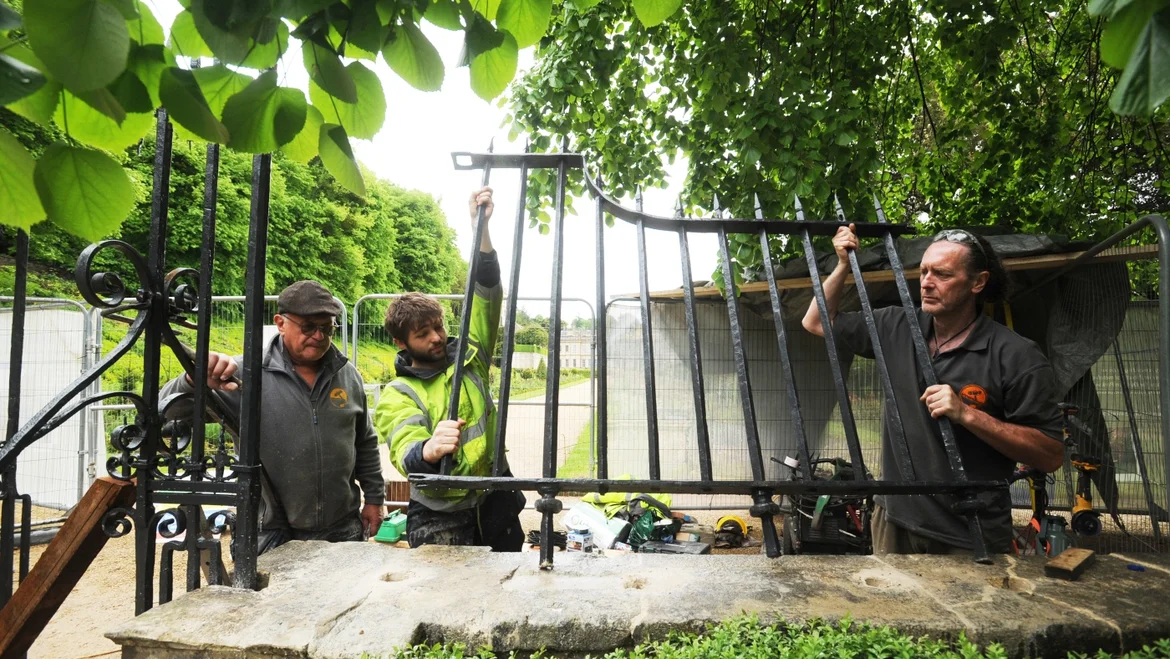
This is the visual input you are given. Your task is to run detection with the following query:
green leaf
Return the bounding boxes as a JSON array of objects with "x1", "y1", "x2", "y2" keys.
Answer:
[
  {"x1": 56, "y1": 90, "x2": 152, "y2": 151},
  {"x1": 159, "y1": 67, "x2": 230, "y2": 143},
  {"x1": 469, "y1": 32, "x2": 518, "y2": 101},
  {"x1": 191, "y1": 0, "x2": 250, "y2": 64},
  {"x1": 382, "y1": 22, "x2": 445, "y2": 92},
  {"x1": 0, "y1": 128, "x2": 47, "y2": 231},
  {"x1": 461, "y1": 12, "x2": 505, "y2": 63},
  {"x1": 1109, "y1": 9, "x2": 1170, "y2": 115},
  {"x1": 567, "y1": 0, "x2": 602, "y2": 9},
  {"x1": 319, "y1": 123, "x2": 365, "y2": 195},
  {"x1": 127, "y1": 0, "x2": 165, "y2": 45},
  {"x1": 126, "y1": 43, "x2": 174, "y2": 107},
  {"x1": 0, "y1": 53, "x2": 46, "y2": 106},
  {"x1": 2, "y1": 44, "x2": 60, "y2": 124},
  {"x1": 309, "y1": 61, "x2": 385, "y2": 139},
  {"x1": 1101, "y1": 0, "x2": 1167, "y2": 68},
  {"x1": 1089, "y1": 0, "x2": 1119, "y2": 17},
  {"x1": 221, "y1": 69, "x2": 307, "y2": 153},
  {"x1": 104, "y1": 0, "x2": 139, "y2": 20},
  {"x1": 107, "y1": 69, "x2": 152, "y2": 114},
  {"x1": 25, "y1": 0, "x2": 131, "y2": 92},
  {"x1": 497, "y1": 0, "x2": 552, "y2": 48},
  {"x1": 239, "y1": 19, "x2": 288, "y2": 69},
  {"x1": 629, "y1": 0, "x2": 681, "y2": 26},
  {"x1": 303, "y1": 41, "x2": 357, "y2": 103},
  {"x1": 280, "y1": 104, "x2": 323, "y2": 163},
  {"x1": 192, "y1": 64, "x2": 251, "y2": 117},
  {"x1": 424, "y1": 0, "x2": 463, "y2": 30},
  {"x1": 0, "y1": 2, "x2": 22, "y2": 30},
  {"x1": 344, "y1": 0, "x2": 385, "y2": 53},
  {"x1": 169, "y1": 10, "x2": 214, "y2": 58},
  {"x1": 470, "y1": 0, "x2": 502, "y2": 21},
  {"x1": 74, "y1": 87, "x2": 127, "y2": 125},
  {"x1": 34, "y1": 142, "x2": 136, "y2": 241}
]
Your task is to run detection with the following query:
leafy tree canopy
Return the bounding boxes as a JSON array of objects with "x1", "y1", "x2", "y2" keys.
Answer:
[
  {"x1": 0, "y1": 0, "x2": 686, "y2": 243},
  {"x1": 505, "y1": 0, "x2": 1169, "y2": 288},
  {"x1": 0, "y1": 108, "x2": 461, "y2": 300}
]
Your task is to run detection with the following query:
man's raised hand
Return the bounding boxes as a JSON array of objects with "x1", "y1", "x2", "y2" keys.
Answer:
[{"x1": 423, "y1": 418, "x2": 465, "y2": 464}]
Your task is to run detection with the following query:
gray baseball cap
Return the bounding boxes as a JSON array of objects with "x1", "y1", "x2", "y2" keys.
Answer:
[{"x1": 277, "y1": 280, "x2": 343, "y2": 318}]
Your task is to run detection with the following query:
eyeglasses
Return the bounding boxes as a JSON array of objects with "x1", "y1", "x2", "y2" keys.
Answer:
[
  {"x1": 280, "y1": 314, "x2": 340, "y2": 338},
  {"x1": 933, "y1": 229, "x2": 988, "y2": 261}
]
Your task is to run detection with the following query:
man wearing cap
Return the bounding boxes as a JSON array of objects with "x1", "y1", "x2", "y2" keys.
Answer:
[
  {"x1": 802, "y1": 225, "x2": 1064, "y2": 554},
  {"x1": 161, "y1": 280, "x2": 384, "y2": 555}
]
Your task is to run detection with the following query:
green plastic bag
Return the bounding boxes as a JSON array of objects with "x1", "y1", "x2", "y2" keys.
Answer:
[{"x1": 627, "y1": 512, "x2": 657, "y2": 549}]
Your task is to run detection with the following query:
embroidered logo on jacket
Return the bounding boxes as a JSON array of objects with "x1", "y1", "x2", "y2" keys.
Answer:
[
  {"x1": 329, "y1": 388, "x2": 348, "y2": 408},
  {"x1": 959, "y1": 384, "x2": 988, "y2": 410}
]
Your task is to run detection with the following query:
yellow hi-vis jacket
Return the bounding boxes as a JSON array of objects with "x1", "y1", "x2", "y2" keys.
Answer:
[{"x1": 374, "y1": 281, "x2": 503, "y2": 512}]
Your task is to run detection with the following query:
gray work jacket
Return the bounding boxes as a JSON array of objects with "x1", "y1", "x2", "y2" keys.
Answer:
[{"x1": 160, "y1": 334, "x2": 384, "y2": 532}]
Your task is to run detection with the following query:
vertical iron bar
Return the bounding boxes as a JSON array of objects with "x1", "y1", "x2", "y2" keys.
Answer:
[
  {"x1": 872, "y1": 195, "x2": 990, "y2": 563},
  {"x1": 834, "y1": 196, "x2": 913, "y2": 479},
  {"x1": 635, "y1": 189, "x2": 661, "y2": 479},
  {"x1": 714, "y1": 196, "x2": 779, "y2": 558},
  {"x1": 1, "y1": 230, "x2": 29, "y2": 609},
  {"x1": 714, "y1": 196, "x2": 764, "y2": 479},
  {"x1": 753, "y1": 196, "x2": 812, "y2": 479},
  {"x1": 594, "y1": 175, "x2": 609, "y2": 479},
  {"x1": 442, "y1": 141, "x2": 494, "y2": 476},
  {"x1": 136, "y1": 111, "x2": 174, "y2": 613},
  {"x1": 795, "y1": 195, "x2": 866, "y2": 476},
  {"x1": 539, "y1": 139, "x2": 571, "y2": 570},
  {"x1": 542, "y1": 141, "x2": 568, "y2": 479},
  {"x1": 493, "y1": 143, "x2": 528, "y2": 478},
  {"x1": 184, "y1": 142, "x2": 221, "y2": 592},
  {"x1": 17, "y1": 493, "x2": 30, "y2": 581},
  {"x1": 676, "y1": 200, "x2": 712, "y2": 481},
  {"x1": 1112, "y1": 340, "x2": 1162, "y2": 540},
  {"x1": 159, "y1": 542, "x2": 174, "y2": 604},
  {"x1": 233, "y1": 154, "x2": 272, "y2": 590}
]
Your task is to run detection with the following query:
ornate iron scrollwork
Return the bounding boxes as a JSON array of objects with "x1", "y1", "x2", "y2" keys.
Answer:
[{"x1": 102, "y1": 507, "x2": 135, "y2": 539}]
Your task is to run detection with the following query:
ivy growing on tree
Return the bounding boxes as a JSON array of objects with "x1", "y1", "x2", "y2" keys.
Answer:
[
  {"x1": 504, "y1": 0, "x2": 1169, "y2": 288},
  {"x1": 0, "y1": 0, "x2": 684, "y2": 242}
]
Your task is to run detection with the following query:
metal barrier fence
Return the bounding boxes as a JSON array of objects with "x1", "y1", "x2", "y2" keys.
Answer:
[
  {"x1": 0, "y1": 297, "x2": 93, "y2": 527},
  {"x1": 353, "y1": 294, "x2": 597, "y2": 484}
]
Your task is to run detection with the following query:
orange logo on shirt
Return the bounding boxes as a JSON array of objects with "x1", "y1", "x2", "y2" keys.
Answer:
[
  {"x1": 329, "y1": 388, "x2": 348, "y2": 408},
  {"x1": 960, "y1": 384, "x2": 987, "y2": 410}
]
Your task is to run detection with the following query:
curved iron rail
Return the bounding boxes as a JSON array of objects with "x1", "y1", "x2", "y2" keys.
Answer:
[{"x1": 580, "y1": 167, "x2": 916, "y2": 237}]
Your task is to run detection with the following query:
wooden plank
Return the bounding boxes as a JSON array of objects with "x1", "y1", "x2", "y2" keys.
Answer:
[
  {"x1": 641, "y1": 244, "x2": 1159, "y2": 300},
  {"x1": 0, "y1": 477, "x2": 135, "y2": 658},
  {"x1": 1044, "y1": 547, "x2": 1097, "y2": 581}
]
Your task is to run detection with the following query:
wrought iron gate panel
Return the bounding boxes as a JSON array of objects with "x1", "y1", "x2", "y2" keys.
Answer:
[{"x1": 414, "y1": 146, "x2": 1013, "y2": 567}]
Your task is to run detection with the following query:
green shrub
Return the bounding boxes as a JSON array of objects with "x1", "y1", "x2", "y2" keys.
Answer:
[{"x1": 381, "y1": 617, "x2": 1170, "y2": 659}]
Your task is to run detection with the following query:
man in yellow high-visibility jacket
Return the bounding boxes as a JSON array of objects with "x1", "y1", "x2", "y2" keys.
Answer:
[{"x1": 373, "y1": 187, "x2": 524, "y2": 550}]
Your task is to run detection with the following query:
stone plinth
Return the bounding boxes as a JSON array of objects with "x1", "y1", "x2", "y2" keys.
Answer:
[{"x1": 107, "y1": 542, "x2": 1170, "y2": 658}]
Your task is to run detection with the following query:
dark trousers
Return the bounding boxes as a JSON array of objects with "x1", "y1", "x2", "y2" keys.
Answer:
[
  {"x1": 406, "y1": 490, "x2": 525, "y2": 551},
  {"x1": 870, "y1": 505, "x2": 961, "y2": 555}
]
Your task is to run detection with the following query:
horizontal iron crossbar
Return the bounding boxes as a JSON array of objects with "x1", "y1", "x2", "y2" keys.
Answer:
[
  {"x1": 451, "y1": 152, "x2": 585, "y2": 170},
  {"x1": 410, "y1": 475, "x2": 1008, "y2": 496},
  {"x1": 152, "y1": 493, "x2": 237, "y2": 506}
]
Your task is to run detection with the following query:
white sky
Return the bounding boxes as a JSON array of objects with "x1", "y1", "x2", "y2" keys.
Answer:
[{"x1": 152, "y1": 1, "x2": 719, "y2": 321}]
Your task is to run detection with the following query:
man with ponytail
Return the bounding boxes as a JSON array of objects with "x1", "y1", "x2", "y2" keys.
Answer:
[{"x1": 803, "y1": 226, "x2": 1064, "y2": 554}]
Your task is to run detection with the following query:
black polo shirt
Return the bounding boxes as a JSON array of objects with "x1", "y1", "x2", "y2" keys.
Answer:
[{"x1": 833, "y1": 306, "x2": 1062, "y2": 551}]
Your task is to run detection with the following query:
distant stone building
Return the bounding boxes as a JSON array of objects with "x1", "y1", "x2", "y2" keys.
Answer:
[{"x1": 559, "y1": 330, "x2": 592, "y2": 370}]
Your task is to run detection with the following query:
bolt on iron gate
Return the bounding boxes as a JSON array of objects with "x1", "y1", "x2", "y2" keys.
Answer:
[{"x1": 410, "y1": 146, "x2": 1008, "y2": 567}]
